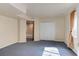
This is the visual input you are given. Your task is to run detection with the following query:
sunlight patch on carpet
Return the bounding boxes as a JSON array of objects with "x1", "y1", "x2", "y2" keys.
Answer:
[{"x1": 42, "y1": 47, "x2": 60, "y2": 56}]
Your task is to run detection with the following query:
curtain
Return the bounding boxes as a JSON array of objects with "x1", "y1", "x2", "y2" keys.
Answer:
[{"x1": 67, "y1": 10, "x2": 76, "y2": 48}]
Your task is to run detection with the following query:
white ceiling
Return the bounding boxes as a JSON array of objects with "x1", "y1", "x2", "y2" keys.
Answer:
[
  {"x1": 26, "y1": 3, "x2": 77, "y2": 19},
  {"x1": 0, "y1": 3, "x2": 77, "y2": 19},
  {"x1": 0, "y1": 3, "x2": 27, "y2": 19},
  {"x1": 0, "y1": 4, "x2": 21, "y2": 18},
  {"x1": 10, "y1": 3, "x2": 27, "y2": 13}
]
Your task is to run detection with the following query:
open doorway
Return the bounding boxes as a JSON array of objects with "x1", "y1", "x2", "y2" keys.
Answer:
[{"x1": 26, "y1": 21, "x2": 34, "y2": 42}]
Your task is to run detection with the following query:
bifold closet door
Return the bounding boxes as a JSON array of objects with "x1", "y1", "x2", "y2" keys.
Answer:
[{"x1": 40, "y1": 22, "x2": 55, "y2": 40}]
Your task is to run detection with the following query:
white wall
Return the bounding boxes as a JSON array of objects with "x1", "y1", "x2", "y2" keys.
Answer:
[
  {"x1": 0, "y1": 15, "x2": 18, "y2": 48},
  {"x1": 39, "y1": 17, "x2": 65, "y2": 42},
  {"x1": 77, "y1": 4, "x2": 79, "y2": 47},
  {"x1": 76, "y1": 4, "x2": 79, "y2": 55}
]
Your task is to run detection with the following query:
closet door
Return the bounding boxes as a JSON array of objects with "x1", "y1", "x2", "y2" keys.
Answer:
[{"x1": 40, "y1": 22, "x2": 55, "y2": 41}]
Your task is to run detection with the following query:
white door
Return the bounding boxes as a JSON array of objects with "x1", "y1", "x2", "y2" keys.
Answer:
[{"x1": 40, "y1": 22, "x2": 55, "y2": 40}]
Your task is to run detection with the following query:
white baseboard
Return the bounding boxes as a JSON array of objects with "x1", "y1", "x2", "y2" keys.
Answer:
[{"x1": 0, "y1": 41, "x2": 17, "y2": 49}]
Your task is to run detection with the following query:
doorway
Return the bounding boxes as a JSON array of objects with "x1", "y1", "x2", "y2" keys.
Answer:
[{"x1": 26, "y1": 21, "x2": 34, "y2": 42}]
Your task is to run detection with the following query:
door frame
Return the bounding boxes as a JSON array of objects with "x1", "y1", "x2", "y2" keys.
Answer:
[{"x1": 26, "y1": 20, "x2": 34, "y2": 41}]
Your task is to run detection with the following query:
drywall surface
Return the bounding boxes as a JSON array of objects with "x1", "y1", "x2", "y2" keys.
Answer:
[
  {"x1": 34, "y1": 19, "x2": 40, "y2": 41},
  {"x1": 76, "y1": 5, "x2": 79, "y2": 55},
  {"x1": 0, "y1": 15, "x2": 18, "y2": 49},
  {"x1": 19, "y1": 19, "x2": 26, "y2": 42},
  {"x1": 39, "y1": 17, "x2": 65, "y2": 42}
]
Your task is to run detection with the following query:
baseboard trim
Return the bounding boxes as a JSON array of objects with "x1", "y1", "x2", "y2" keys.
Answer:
[
  {"x1": 63, "y1": 42, "x2": 77, "y2": 56},
  {"x1": 0, "y1": 41, "x2": 17, "y2": 49}
]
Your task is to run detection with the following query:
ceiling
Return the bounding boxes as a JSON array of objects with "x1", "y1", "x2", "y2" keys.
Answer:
[
  {"x1": 26, "y1": 3, "x2": 77, "y2": 19},
  {"x1": 0, "y1": 3, "x2": 77, "y2": 19},
  {"x1": 0, "y1": 4, "x2": 22, "y2": 19},
  {"x1": 0, "y1": 3, "x2": 27, "y2": 19}
]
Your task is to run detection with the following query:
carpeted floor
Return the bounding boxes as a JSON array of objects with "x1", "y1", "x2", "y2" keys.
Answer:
[{"x1": 0, "y1": 40, "x2": 77, "y2": 56}]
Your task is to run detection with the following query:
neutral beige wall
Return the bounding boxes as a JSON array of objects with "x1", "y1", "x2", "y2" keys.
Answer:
[
  {"x1": 19, "y1": 19, "x2": 26, "y2": 42},
  {"x1": 0, "y1": 15, "x2": 18, "y2": 48},
  {"x1": 34, "y1": 19, "x2": 40, "y2": 41},
  {"x1": 39, "y1": 17, "x2": 65, "y2": 42}
]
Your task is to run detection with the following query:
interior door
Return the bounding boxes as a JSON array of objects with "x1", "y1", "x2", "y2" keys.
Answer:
[{"x1": 40, "y1": 22, "x2": 55, "y2": 40}]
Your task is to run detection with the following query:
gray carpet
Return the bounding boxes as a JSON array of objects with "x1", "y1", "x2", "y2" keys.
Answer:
[{"x1": 0, "y1": 40, "x2": 77, "y2": 56}]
